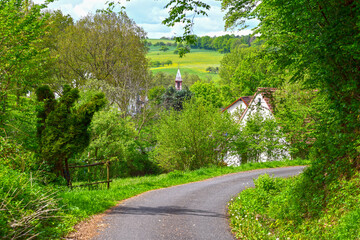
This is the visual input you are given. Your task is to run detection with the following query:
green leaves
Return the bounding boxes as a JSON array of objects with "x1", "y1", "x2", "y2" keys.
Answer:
[
  {"x1": 36, "y1": 85, "x2": 106, "y2": 178},
  {"x1": 153, "y1": 99, "x2": 237, "y2": 171}
]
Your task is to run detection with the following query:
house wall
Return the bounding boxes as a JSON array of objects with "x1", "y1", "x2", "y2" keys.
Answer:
[{"x1": 224, "y1": 93, "x2": 290, "y2": 166}]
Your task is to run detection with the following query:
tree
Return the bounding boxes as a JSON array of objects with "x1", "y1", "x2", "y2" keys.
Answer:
[
  {"x1": 82, "y1": 107, "x2": 158, "y2": 178},
  {"x1": 36, "y1": 85, "x2": 106, "y2": 185},
  {"x1": 153, "y1": 99, "x2": 236, "y2": 171},
  {"x1": 56, "y1": 11, "x2": 149, "y2": 116},
  {"x1": 220, "y1": 0, "x2": 360, "y2": 177},
  {"x1": 150, "y1": 72, "x2": 174, "y2": 88},
  {"x1": 165, "y1": 60, "x2": 173, "y2": 66},
  {"x1": 232, "y1": 109, "x2": 289, "y2": 164},
  {"x1": 162, "y1": 86, "x2": 193, "y2": 111},
  {"x1": 0, "y1": 0, "x2": 53, "y2": 126},
  {"x1": 219, "y1": 46, "x2": 287, "y2": 98},
  {"x1": 159, "y1": 46, "x2": 169, "y2": 52},
  {"x1": 190, "y1": 81, "x2": 223, "y2": 108},
  {"x1": 273, "y1": 82, "x2": 319, "y2": 159}
]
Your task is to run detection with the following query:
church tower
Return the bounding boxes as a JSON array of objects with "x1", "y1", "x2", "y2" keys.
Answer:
[{"x1": 175, "y1": 68, "x2": 182, "y2": 91}]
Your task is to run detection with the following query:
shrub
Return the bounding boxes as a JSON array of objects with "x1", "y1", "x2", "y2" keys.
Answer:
[
  {"x1": 229, "y1": 172, "x2": 360, "y2": 239},
  {"x1": 152, "y1": 99, "x2": 237, "y2": 171},
  {"x1": 0, "y1": 165, "x2": 68, "y2": 239},
  {"x1": 231, "y1": 109, "x2": 289, "y2": 164}
]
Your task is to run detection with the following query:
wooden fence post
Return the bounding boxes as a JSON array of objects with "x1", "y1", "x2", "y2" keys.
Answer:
[{"x1": 107, "y1": 161, "x2": 110, "y2": 189}]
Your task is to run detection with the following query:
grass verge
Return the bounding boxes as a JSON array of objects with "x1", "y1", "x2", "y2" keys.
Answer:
[
  {"x1": 228, "y1": 172, "x2": 360, "y2": 239},
  {"x1": 60, "y1": 159, "x2": 308, "y2": 237}
]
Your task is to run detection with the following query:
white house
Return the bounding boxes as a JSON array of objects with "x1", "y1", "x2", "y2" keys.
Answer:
[
  {"x1": 222, "y1": 96, "x2": 252, "y2": 123},
  {"x1": 223, "y1": 88, "x2": 290, "y2": 166}
]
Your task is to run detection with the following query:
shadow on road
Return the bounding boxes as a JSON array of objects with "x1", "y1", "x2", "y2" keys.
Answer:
[{"x1": 109, "y1": 205, "x2": 226, "y2": 219}]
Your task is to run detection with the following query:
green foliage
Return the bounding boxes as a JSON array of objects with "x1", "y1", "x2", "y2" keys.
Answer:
[
  {"x1": 159, "y1": 46, "x2": 169, "y2": 52},
  {"x1": 56, "y1": 11, "x2": 149, "y2": 115},
  {"x1": 161, "y1": 86, "x2": 193, "y2": 111},
  {"x1": 0, "y1": 0, "x2": 53, "y2": 125},
  {"x1": 229, "y1": 172, "x2": 360, "y2": 239},
  {"x1": 0, "y1": 136, "x2": 34, "y2": 172},
  {"x1": 152, "y1": 99, "x2": 237, "y2": 171},
  {"x1": 219, "y1": 46, "x2": 287, "y2": 99},
  {"x1": 0, "y1": 94, "x2": 38, "y2": 151},
  {"x1": 273, "y1": 82, "x2": 319, "y2": 159},
  {"x1": 148, "y1": 86, "x2": 166, "y2": 105},
  {"x1": 190, "y1": 81, "x2": 223, "y2": 108},
  {"x1": 232, "y1": 108, "x2": 289, "y2": 164},
  {"x1": 79, "y1": 107, "x2": 158, "y2": 178},
  {"x1": 0, "y1": 165, "x2": 71, "y2": 239},
  {"x1": 36, "y1": 85, "x2": 106, "y2": 180}
]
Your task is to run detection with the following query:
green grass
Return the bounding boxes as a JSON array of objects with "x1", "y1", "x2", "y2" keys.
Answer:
[
  {"x1": 147, "y1": 39, "x2": 223, "y2": 81},
  {"x1": 228, "y1": 171, "x2": 360, "y2": 239},
  {"x1": 60, "y1": 159, "x2": 309, "y2": 236}
]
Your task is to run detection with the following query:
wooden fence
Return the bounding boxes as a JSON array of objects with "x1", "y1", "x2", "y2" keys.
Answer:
[{"x1": 68, "y1": 161, "x2": 112, "y2": 189}]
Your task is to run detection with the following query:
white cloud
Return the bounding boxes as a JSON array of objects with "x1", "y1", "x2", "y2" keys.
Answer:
[{"x1": 34, "y1": 0, "x2": 258, "y2": 38}]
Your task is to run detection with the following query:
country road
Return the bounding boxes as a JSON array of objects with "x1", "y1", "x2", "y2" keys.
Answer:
[{"x1": 93, "y1": 166, "x2": 306, "y2": 240}]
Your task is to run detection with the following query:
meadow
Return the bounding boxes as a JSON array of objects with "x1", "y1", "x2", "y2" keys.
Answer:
[{"x1": 147, "y1": 39, "x2": 223, "y2": 81}]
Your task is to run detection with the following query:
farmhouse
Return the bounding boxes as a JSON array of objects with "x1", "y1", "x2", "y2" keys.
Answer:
[{"x1": 223, "y1": 88, "x2": 290, "y2": 166}]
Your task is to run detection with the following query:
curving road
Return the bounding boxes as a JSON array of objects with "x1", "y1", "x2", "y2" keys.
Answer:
[{"x1": 93, "y1": 166, "x2": 305, "y2": 240}]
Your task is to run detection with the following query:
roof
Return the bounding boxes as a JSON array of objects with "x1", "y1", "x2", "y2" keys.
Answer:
[
  {"x1": 175, "y1": 68, "x2": 182, "y2": 82},
  {"x1": 240, "y1": 87, "x2": 277, "y2": 121},
  {"x1": 222, "y1": 96, "x2": 253, "y2": 112}
]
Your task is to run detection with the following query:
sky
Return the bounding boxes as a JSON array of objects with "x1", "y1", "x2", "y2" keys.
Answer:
[{"x1": 34, "y1": 0, "x2": 258, "y2": 39}]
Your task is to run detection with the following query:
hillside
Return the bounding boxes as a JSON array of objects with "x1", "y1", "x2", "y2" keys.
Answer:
[{"x1": 147, "y1": 39, "x2": 223, "y2": 81}]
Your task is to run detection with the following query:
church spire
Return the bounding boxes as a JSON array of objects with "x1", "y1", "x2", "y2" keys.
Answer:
[{"x1": 175, "y1": 68, "x2": 182, "y2": 91}]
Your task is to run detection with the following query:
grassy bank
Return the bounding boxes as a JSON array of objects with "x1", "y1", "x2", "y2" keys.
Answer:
[
  {"x1": 228, "y1": 172, "x2": 360, "y2": 239},
  {"x1": 1, "y1": 159, "x2": 308, "y2": 239}
]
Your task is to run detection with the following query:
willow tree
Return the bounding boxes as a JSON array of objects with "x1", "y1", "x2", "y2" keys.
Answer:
[{"x1": 56, "y1": 11, "x2": 150, "y2": 116}]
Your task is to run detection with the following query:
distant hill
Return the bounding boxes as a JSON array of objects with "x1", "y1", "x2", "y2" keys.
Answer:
[{"x1": 147, "y1": 39, "x2": 222, "y2": 82}]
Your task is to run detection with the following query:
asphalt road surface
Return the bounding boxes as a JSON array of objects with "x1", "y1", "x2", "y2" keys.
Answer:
[{"x1": 93, "y1": 166, "x2": 305, "y2": 240}]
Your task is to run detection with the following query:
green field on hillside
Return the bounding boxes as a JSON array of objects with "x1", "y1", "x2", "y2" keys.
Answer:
[{"x1": 147, "y1": 39, "x2": 223, "y2": 81}]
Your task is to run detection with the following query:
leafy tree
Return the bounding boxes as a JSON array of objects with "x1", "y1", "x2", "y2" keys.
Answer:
[
  {"x1": 36, "y1": 85, "x2": 106, "y2": 184},
  {"x1": 165, "y1": 60, "x2": 173, "y2": 66},
  {"x1": 273, "y1": 82, "x2": 319, "y2": 159},
  {"x1": 190, "y1": 81, "x2": 223, "y2": 108},
  {"x1": 0, "y1": 0, "x2": 53, "y2": 125},
  {"x1": 153, "y1": 99, "x2": 236, "y2": 171},
  {"x1": 56, "y1": 11, "x2": 149, "y2": 115},
  {"x1": 148, "y1": 86, "x2": 166, "y2": 105},
  {"x1": 182, "y1": 72, "x2": 201, "y2": 86},
  {"x1": 219, "y1": 46, "x2": 287, "y2": 98},
  {"x1": 159, "y1": 46, "x2": 169, "y2": 52},
  {"x1": 222, "y1": 0, "x2": 360, "y2": 178},
  {"x1": 232, "y1": 105, "x2": 289, "y2": 164},
  {"x1": 82, "y1": 107, "x2": 157, "y2": 178},
  {"x1": 206, "y1": 66, "x2": 214, "y2": 73},
  {"x1": 150, "y1": 72, "x2": 174, "y2": 88},
  {"x1": 162, "y1": 86, "x2": 193, "y2": 111}
]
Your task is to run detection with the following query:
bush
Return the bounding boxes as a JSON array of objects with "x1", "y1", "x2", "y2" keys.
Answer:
[
  {"x1": 228, "y1": 172, "x2": 360, "y2": 239},
  {"x1": 0, "y1": 165, "x2": 70, "y2": 239},
  {"x1": 152, "y1": 99, "x2": 237, "y2": 171},
  {"x1": 231, "y1": 109, "x2": 289, "y2": 164},
  {"x1": 78, "y1": 108, "x2": 159, "y2": 179}
]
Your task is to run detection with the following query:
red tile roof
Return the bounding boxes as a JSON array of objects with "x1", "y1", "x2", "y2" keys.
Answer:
[{"x1": 222, "y1": 96, "x2": 253, "y2": 112}]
